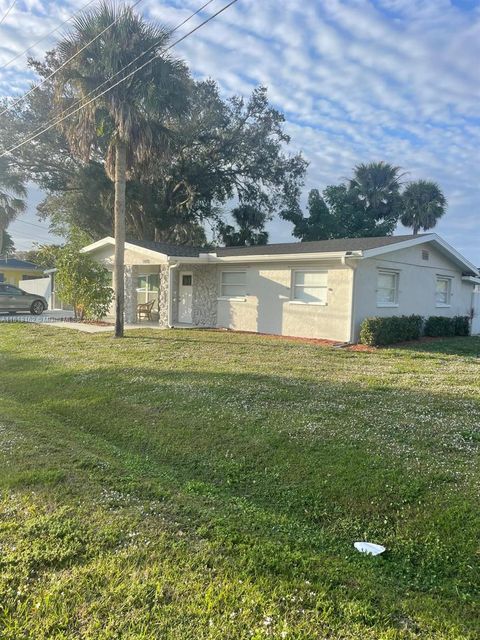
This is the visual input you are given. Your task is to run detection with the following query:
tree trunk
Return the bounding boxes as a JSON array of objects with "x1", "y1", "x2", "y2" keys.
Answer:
[
  {"x1": 413, "y1": 224, "x2": 419, "y2": 235},
  {"x1": 0, "y1": 226, "x2": 4, "y2": 255},
  {"x1": 114, "y1": 140, "x2": 127, "y2": 338}
]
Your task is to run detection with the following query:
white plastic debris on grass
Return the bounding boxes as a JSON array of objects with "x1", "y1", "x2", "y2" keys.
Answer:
[{"x1": 354, "y1": 541, "x2": 386, "y2": 556}]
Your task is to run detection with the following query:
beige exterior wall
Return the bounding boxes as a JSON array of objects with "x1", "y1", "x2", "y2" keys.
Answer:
[
  {"x1": 215, "y1": 261, "x2": 354, "y2": 342},
  {"x1": 352, "y1": 242, "x2": 475, "y2": 340}
]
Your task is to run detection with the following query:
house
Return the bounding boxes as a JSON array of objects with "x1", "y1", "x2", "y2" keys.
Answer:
[
  {"x1": 0, "y1": 257, "x2": 44, "y2": 286},
  {"x1": 82, "y1": 234, "x2": 480, "y2": 342}
]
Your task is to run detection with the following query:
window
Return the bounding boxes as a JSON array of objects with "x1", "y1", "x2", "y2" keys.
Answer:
[
  {"x1": 182, "y1": 274, "x2": 192, "y2": 287},
  {"x1": 136, "y1": 273, "x2": 159, "y2": 305},
  {"x1": 220, "y1": 271, "x2": 246, "y2": 298},
  {"x1": 422, "y1": 250, "x2": 429, "y2": 261},
  {"x1": 292, "y1": 270, "x2": 328, "y2": 304},
  {"x1": 377, "y1": 270, "x2": 399, "y2": 306},
  {"x1": 0, "y1": 284, "x2": 21, "y2": 295},
  {"x1": 436, "y1": 276, "x2": 451, "y2": 306}
]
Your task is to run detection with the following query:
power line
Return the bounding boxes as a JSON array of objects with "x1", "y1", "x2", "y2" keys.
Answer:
[
  {"x1": 1, "y1": 0, "x2": 217, "y2": 149},
  {"x1": 10, "y1": 218, "x2": 57, "y2": 232},
  {"x1": 0, "y1": 0, "x2": 144, "y2": 117},
  {"x1": 0, "y1": 0, "x2": 98, "y2": 71},
  {"x1": 0, "y1": 0, "x2": 17, "y2": 26},
  {"x1": 0, "y1": 0, "x2": 239, "y2": 158}
]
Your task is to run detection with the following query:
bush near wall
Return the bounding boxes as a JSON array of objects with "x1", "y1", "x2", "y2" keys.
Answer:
[
  {"x1": 359, "y1": 315, "x2": 424, "y2": 346},
  {"x1": 424, "y1": 315, "x2": 470, "y2": 337},
  {"x1": 359, "y1": 314, "x2": 470, "y2": 346}
]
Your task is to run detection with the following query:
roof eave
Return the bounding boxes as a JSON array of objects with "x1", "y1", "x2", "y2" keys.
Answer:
[
  {"x1": 209, "y1": 251, "x2": 360, "y2": 264},
  {"x1": 363, "y1": 233, "x2": 479, "y2": 276},
  {"x1": 81, "y1": 237, "x2": 170, "y2": 262}
]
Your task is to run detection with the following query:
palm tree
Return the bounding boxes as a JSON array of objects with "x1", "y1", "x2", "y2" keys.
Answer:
[
  {"x1": 218, "y1": 204, "x2": 269, "y2": 246},
  {"x1": 348, "y1": 161, "x2": 404, "y2": 235},
  {"x1": 0, "y1": 157, "x2": 26, "y2": 255},
  {"x1": 54, "y1": 1, "x2": 189, "y2": 336},
  {"x1": 401, "y1": 180, "x2": 447, "y2": 235}
]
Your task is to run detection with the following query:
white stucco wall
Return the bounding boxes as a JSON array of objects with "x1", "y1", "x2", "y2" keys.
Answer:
[
  {"x1": 352, "y1": 242, "x2": 475, "y2": 340},
  {"x1": 215, "y1": 261, "x2": 353, "y2": 342}
]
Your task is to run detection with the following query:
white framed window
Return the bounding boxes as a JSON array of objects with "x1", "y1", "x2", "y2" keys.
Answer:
[
  {"x1": 220, "y1": 271, "x2": 247, "y2": 298},
  {"x1": 436, "y1": 276, "x2": 452, "y2": 306},
  {"x1": 376, "y1": 270, "x2": 399, "y2": 306},
  {"x1": 291, "y1": 270, "x2": 328, "y2": 304},
  {"x1": 136, "y1": 273, "x2": 159, "y2": 305}
]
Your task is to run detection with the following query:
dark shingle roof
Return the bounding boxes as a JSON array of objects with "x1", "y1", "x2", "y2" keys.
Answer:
[
  {"x1": 0, "y1": 257, "x2": 42, "y2": 270},
  {"x1": 128, "y1": 235, "x2": 426, "y2": 258},
  {"x1": 128, "y1": 239, "x2": 202, "y2": 257},
  {"x1": 215, "y1": 235, "x2": 424, "y2": 257}
]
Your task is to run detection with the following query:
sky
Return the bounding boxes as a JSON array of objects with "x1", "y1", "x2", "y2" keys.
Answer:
[{"x1": 0, "y1": 0, "x2": 479, "y2": 263}]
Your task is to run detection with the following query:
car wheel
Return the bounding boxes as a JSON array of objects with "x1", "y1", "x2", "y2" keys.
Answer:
[{"x1": 30, "y1": 300, "x2": 45, "y2": 315}]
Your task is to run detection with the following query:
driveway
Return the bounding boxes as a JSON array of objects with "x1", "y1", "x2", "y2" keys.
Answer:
[{"x1": 0, "y1": 310, "x2": 75, "y2": 323}]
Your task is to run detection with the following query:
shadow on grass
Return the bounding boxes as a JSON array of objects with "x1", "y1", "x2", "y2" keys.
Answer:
[
  {"x1": 1, "y1": 346, "x2": 480, "y2": 635},
  {"x1": 394, "y1": 336, "x2": 480, "y2": 357}
]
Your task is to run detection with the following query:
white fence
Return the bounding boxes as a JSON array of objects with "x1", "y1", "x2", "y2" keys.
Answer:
[
  {"x1": 21, "y1": 277, "x2": 51, "y2": 301},
  {"x1": 472, "y1": 291, "x2": 480, "y2": 336}
]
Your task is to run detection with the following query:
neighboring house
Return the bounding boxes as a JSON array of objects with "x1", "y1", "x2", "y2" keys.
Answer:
[
  {"x1": 82, "y1": 234, "x2": 480, "y2": 342},
  {"x1": 0, "y1": 257, "x2": 44, "y2": 286}
]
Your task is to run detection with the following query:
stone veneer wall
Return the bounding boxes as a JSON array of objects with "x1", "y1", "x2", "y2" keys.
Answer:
[
  {"x1": 171, "y1": 268, "x2": 179, "y2": 325},
  {"x1": 124, "y1": 265, "x2": 137, "y2": 324},
  {"x1": 191, "y1": 265, "x2": 217, "y2": 327},
  {"x1": 158, "y1": 265, "x2": 169, "y2": 327}
]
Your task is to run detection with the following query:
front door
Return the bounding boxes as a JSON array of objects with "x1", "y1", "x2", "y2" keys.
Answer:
[{"x1": 178, "y1": 272, "x2": 193, "y2": 324}]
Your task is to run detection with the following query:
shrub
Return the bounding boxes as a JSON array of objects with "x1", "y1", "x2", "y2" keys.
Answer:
[
  {"x1": 359, "y1": 315, "x2": 424, "y2": 346},
  {"x1": 424, "y1": 316, "x2": 456, "y2": 337},
  {"x1": 56, "y1": 235, "x2": 113, "y2": 321},
  {"x1": 454, "y1": 315, "x2": 470, "y2": 336}
]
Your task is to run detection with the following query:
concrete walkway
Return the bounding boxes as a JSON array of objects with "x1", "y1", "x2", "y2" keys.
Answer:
[{"x1": 44, "y1": 321, "x2": 164, "y2": 333}]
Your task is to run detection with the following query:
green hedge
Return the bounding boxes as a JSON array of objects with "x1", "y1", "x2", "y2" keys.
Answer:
[
  {"x1": 359, "y1": 315, "x2": 424, "y2": 346},
  {"x1": 424, "y1": 315, "x2": 470, "y2": 337},
  {"x1": 359, "y1": 314, "x2": 470, "y2": 346}
]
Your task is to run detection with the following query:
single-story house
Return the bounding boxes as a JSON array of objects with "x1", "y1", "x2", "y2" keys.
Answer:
[
  {"x1": 0, "y1": 257, "x2": 44, "y2": 286},
  {"x1": 82, "y1": 233, "x2": 480, "y2": 342}
]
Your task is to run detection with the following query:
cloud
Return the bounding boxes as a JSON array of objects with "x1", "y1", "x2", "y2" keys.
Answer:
[{"x1": 0, "y1": 0, "x2": 478, "y2": 262}]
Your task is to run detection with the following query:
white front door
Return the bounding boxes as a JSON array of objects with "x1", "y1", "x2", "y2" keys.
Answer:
[{"x1": 178, "y1": 272, "x2": 193, "y2": 324}]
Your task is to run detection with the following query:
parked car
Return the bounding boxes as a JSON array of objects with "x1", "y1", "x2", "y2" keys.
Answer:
[{"x1": 0, "y1": 284, "x2": 48, "y2": 315}]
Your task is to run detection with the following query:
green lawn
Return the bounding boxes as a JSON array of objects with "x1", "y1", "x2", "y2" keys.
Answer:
[{"x1": 0, "y1": 325, "x2": 479, "y2": 639}]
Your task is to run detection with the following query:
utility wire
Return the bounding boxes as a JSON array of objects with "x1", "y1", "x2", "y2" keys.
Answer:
[
  {"x1": 0, "y1": 0, "x2": 17, "y2": 26},
  {"x1": 0, "y1": 0, "x2": 217, "y2": 155},
  {"x1": 1, "y1": 0, "x2": 238, "y2": 158},
  {"x1": 0, "y1": 0, "x2": 144, "y2": 117},
  {"x1": 28, "y1": 0, "x2": 216, "y2": 131},
  {"x1": 11, "y1": 218, "x2": 56, "y2": 232},
  {"x1": 0, "y1": 0, "x2": 98, "y2": 71}
]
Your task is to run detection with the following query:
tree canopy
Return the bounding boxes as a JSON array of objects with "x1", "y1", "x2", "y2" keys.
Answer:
[
  {"x1": 2, "y1": 48, "x2": 306, "y2": 249},
  {"x1": 400, "y1": 180, "x2": 447, "y2": 235},
  {"x1": 286, "y1": 162, "x2": 446, "y2": 241},
  {"x1": 217, "y1": 204, "x2": 269, "y2": 247},
  {"x1": 0, "y1": 157, "x2": 26, "y2": 254}
]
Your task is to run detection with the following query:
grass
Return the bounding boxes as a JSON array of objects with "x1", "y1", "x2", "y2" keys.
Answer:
[{"x1": 0, "y1": 325, "x2": 479, "y2": 639}]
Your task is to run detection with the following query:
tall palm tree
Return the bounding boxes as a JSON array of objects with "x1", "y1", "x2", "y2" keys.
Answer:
[
  {"x1": 348, "y1": 161, "x2": 404, "y2": 235},
  {"x1": 54, "y1": 2, "x2": 189, "y2": 336},
  {"x1": 400, "y1": 180, "x2": 447, "y2": 235},
  {"x1": 0, "y1": 157, "x2": 26, "y2": 255}
]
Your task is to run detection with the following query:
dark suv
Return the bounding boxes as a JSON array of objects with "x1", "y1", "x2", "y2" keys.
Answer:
[{"x1": 0, "y1": 284, "x2": 48, "y2": 315}]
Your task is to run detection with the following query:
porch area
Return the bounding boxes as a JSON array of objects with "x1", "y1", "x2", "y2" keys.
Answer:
[{"x1": 121, "y1": 262, "x2": 218, "y2": 328}]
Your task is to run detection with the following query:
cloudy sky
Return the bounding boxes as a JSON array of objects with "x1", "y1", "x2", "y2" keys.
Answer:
[{"x1": 0, "y1": 0, "x2": 479, "y2": 262}]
